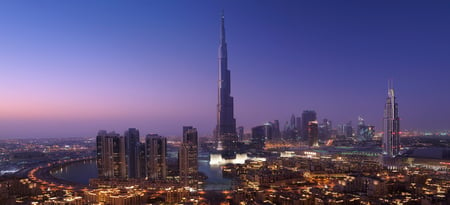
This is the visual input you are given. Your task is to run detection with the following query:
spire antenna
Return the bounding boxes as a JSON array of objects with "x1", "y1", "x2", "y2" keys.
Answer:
[{"x1": 220, "y1": 10, "x2": 226, "y2": 44}]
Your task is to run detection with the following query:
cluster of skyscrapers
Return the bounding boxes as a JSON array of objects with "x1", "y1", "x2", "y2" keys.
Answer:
[
  {"x1": 212, "y1": 13, "x2": 401, "y2": 159},
  {"x1": 96, "y1": 129, "x2": 165, "y2": 180},
  {"x1": 249, "y1": 110, "x2": 321, "y2": 151},
  {"x1": 95, "y1": 13, "x2": 231, "y2": 185},
  {"x1": 246, "y1": 86, "x2": 400, "y2": 158},
  {"x1": 96, "y1": 127, "x2": 198, "y2": 185},
  {"x1": 96, "y1": 13, "x2": 402, "y2": 183},
  {"x1": 248, "y1": 94, "x2": 398, "y2": 155}
]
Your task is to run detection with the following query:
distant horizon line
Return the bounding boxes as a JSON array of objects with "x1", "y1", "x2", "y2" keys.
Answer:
[{"x1": 1, "y1": 129, "x2": 449, "y2": 140}]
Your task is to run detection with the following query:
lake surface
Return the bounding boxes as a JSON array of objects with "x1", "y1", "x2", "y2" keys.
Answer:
[
  {"x1": 51, "y1": 159, "x2": 98, "y2": 185},
  {"x1": 199, "y1": 159, "x2": 232, "y2": 190},
  {"x1": 51, "y1": 158, "x2": 232, "y2": 190}
]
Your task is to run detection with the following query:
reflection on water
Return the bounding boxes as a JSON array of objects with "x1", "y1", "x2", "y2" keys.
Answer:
[
  {"x1": 198, "y1": 159, "x2": 232, "y2": 191},
  {"x1": 51, "y1": 160, "x2": 98, "y2": 185},
  {"x1": 51, "y1": 157, "x2": 232, "y2": 190}
]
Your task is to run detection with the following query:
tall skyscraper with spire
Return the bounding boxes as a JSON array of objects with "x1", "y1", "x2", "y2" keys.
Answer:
[
  {"x1": 383, "y1": 81, "x2": 400, "y2": 157},
  {"x1": 215, "y1": 13, "x2": 237, "y2": 155}
]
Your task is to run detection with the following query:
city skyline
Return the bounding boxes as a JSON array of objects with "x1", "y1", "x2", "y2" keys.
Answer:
[{"x1": 1, "y1": 1, "x2": 450, "y2": 138}]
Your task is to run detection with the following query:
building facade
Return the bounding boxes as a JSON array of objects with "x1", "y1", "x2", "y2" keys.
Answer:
[
  {"x1": 308, "y1": 121, "x2": 319, "y2": 147},
  {"x1": 179, "y1": 126, "x2": 198, "y2": 186},
  {"x1": 383, "y1": 82, "x2": 400, "y2": 157},
  {"x1": 124, "y1": 128, "x2": 141, "y2": 178},
  {"x1": 215, "y1": 13, "x2": 237, "y2": 156},
  {"x1": 145, "y1": 134, "x2": 167, "y2": 180},
  {"x1": 301, "y1": 110, "x2": 317, "y2": 140},
  {"x1": 96, "y1": 130, "x2": 127, "y2": 179}
]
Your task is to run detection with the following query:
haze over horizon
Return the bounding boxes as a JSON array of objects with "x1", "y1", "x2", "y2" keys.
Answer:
[{"x1": 1, "y1": 1, "x2": 449, "y2": 138}]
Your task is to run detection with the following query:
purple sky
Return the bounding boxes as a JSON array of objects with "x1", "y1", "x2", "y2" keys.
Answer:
[{"x1": 0, "y1": 1, "x2": 449, "y2": 138}]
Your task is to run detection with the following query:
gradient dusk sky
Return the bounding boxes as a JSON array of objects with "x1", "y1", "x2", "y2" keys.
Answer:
[{"x1": 0, "y1": 1, "x2": 449, "y2": 138}]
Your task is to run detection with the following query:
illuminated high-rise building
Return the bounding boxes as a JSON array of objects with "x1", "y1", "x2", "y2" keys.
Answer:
[
  {"x1": 251, "y1": 125, "x2": 266, "y2": 152},
  {"x1": 357, "y1": 116, "x2": 375, "y2": 141},
  {"x1": 357, "y1": 117, "x2": 365, "y2": 141},
  {"x1": 308, "y1": 121, "x2": 319, "y2": 147},
  {"x1": 145, "y1": 134, "x2": 167, "y2": 180},
  {"x1": 237, "y1": 126, "x2": 244, "y2": 142},
  {"x1": 124, "y1": 128, "x2": 141, "y2": 178},
  {"x1": 383, "y1": 81, "x2": 400, "y2": 157},
  {"x1": 138, "y1": 142, "x2": 146, "y2": 179},
  {"x1": 96, "y1": 130, "x2": 126, "y2": 179},
  {"x1": 344, "y1": 121, "x2": 353, "y2": 138},
  {"x1": 290, "y1": 114, "x2": 296, "y2": 130},
  {"x1": 179, "y1": 126, "x2": 198, "y2": 186},
  {"x1": 301, "y1": 110, "x2": 317, "y2": 139},
  {"x1": 182, "y1": 126, "x2": 198, "y2": 146},
  {"x1": 295, "y1": 117, "x2": 302, "y2": 130},
  {"x1": 250, "y1": 123, "x2": 273, "y2": 152},
  {"x1": 319, "y1": 118, "x2": 332, "y2": 140},
  {"x1": 272, "y1": 120, "x2": 281, "y2": 141},
  {"x1": 215, "y1": 13, "x2": 237, "y2": 156}
]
